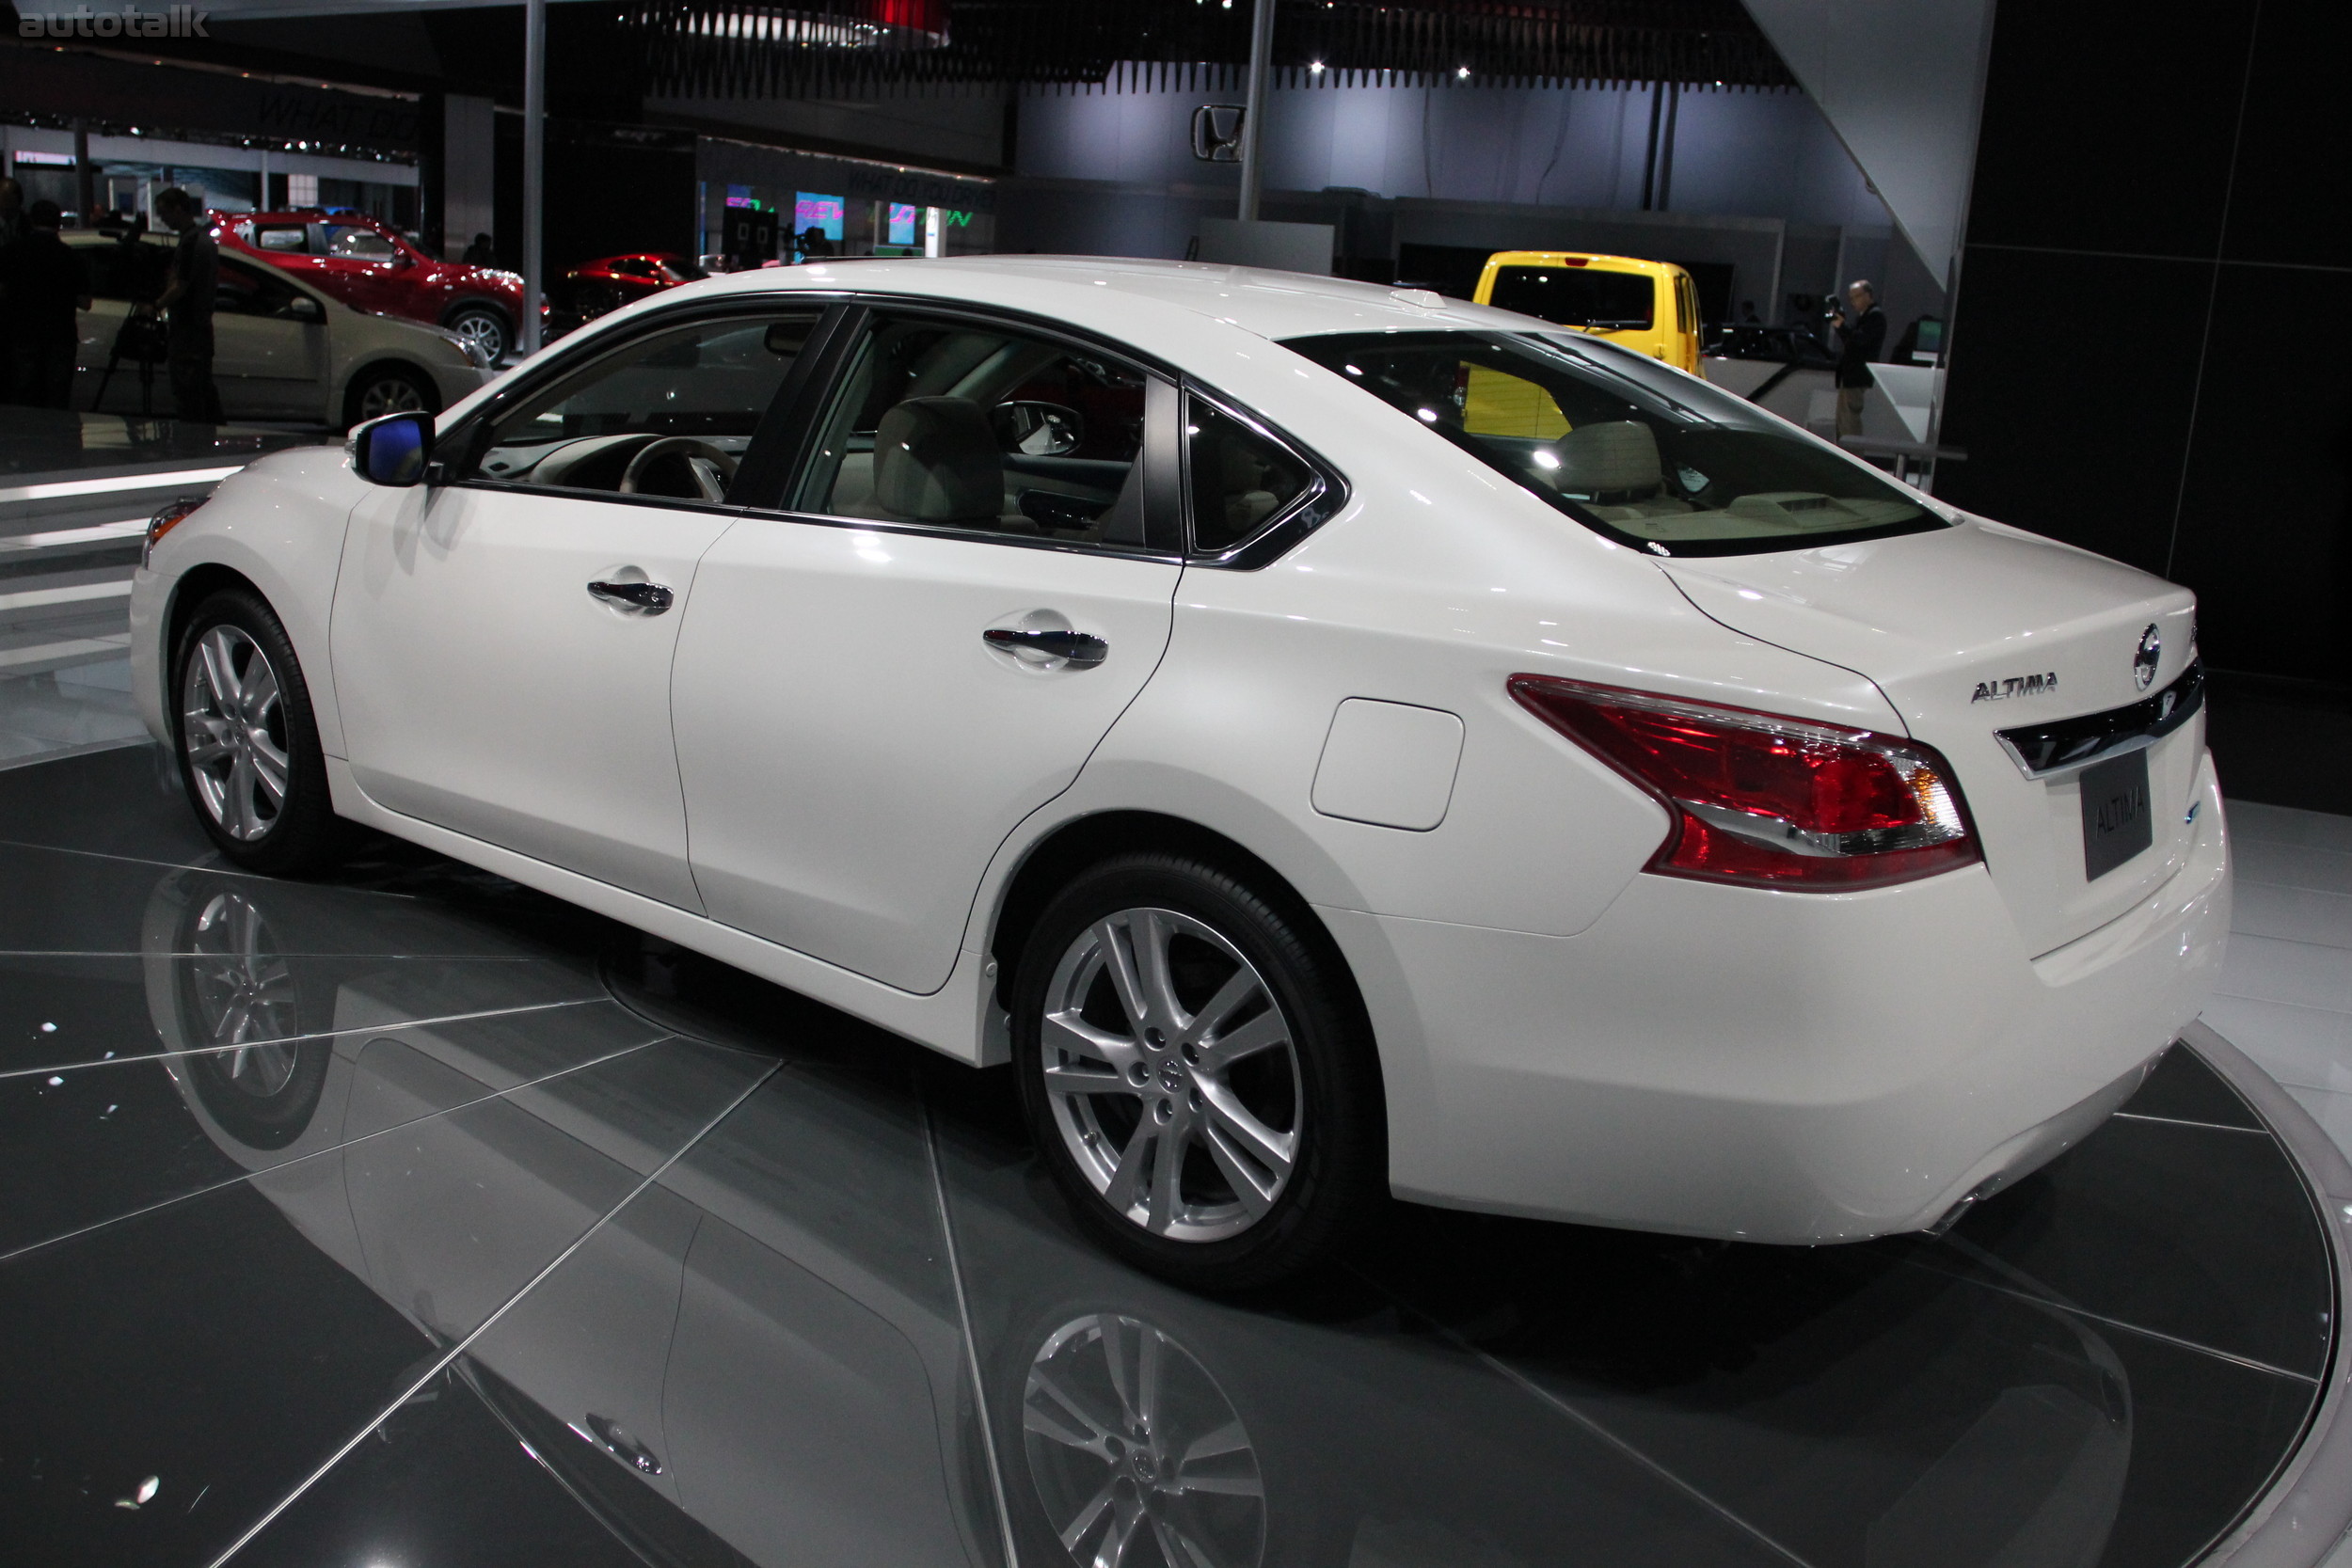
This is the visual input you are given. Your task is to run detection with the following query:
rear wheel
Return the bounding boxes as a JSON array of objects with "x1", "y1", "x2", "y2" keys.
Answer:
[
  {"x1": 443, "y1": 301, "x2": 509, "y2": 364},
  {"x1": 342, "y1": 362, "x2": 437, "y2": 430},
  {"x1": 173, "y1": 589, "x2": 347, "y2": 876},
  {"x1": 1012, "y1": 853, "x2": 1383, "y2": 1291}
]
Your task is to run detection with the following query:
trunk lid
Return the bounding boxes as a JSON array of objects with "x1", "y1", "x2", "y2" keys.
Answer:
[{"x1": 1661, "y1": 519, "x2": 2201, "y2": 956}]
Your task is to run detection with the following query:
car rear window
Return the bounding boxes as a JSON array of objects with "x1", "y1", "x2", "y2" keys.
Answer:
[
  {"x1": 1280, "y1": 329, "x2": 1943, "y2": 558},
  {"x1": 1486, "y1": 265, "x2": 1653, "y2": 330}
]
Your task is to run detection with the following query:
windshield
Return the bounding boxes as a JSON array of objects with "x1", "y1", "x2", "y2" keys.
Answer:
[
  {"x1": 1487, "y1": 264, "x2": 1653, "y2": 330},
  {"x1": 1280, "y1": 330, "x2": 1942, "y2": 557}
]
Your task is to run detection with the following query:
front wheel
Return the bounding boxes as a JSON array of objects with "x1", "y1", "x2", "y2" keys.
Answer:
[
  {"x1": 173, "y1": 589, "x2": 348, "y2": 875},
  {"x1": 1012, "y1": 853, "x2": 1384, "y2": 1291},
  {"x1": 342, "y1": 362, "x2": 438, "y2": 430},
  {"x1": 443, "y1": 301, "x2": 509, "y2": 364}
]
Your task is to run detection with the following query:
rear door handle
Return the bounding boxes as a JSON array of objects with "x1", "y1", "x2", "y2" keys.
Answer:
[
  {"x1": 983, "y1": 627, "x2": 1107, "y2": 668},
  {"x1": 588, "y1": 578, "x2": 674, "y2": 613}
]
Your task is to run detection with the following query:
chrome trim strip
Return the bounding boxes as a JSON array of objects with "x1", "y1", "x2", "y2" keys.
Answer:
[{"x1": 1994, "y1": 659, "x2": 2204, "y2": 779}]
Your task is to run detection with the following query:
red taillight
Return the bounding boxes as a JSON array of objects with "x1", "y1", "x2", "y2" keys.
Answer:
[
  {"x1": 143, "y1": 497, "x2": 204, "y2": 569},
  {"x1": 1508, "y1": 674, "x2": 1981, "y2": 892}
]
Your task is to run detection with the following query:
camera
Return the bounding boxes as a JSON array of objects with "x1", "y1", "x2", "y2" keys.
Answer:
[{"x1": 1821, "y1": 292, "x2": 1843, "y2": 322}]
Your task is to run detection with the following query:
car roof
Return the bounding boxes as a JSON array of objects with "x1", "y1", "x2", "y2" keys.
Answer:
[
  {"x1": 690, "y1": 254, "x2": 1554, "y2": 350},
  {"x1": 1485, "y1": 251, "x2": 1679, "y2": 277}
]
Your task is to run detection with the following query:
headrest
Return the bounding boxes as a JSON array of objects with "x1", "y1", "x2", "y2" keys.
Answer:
[
  {"x1": 874, "y1": 397, "x2": 1003, "y2": 522},
  {"x1": 1549, "y1": 420, "x2": 1662, "y2": 499}
]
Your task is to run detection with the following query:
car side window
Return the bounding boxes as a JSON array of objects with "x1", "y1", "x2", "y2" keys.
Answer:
[
  {"x1": 326, "y1": 227, "x2": 397, "y2": 261},
  {"x1": 468, "y1": 310, "x2": 821, "y2": 503},
  {"x1": 253, "y1": 225, "x2": 310, "y2": 253},
  {"x1": 75, "y1": 239, "x2": 171, "y2": 305},
  {"x1": 1184, "y1": 395, "x2": 1318, "y2": 555},
  {"x1": 787, "y1": 312, "x2": 1159, "y2": 551},
  {"x1": 215, "y1": 258, "x2": 300, "y2": 318}
]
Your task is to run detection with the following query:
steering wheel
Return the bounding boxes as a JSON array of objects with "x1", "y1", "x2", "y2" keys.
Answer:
[{"x1": 618, "y1": 437, "x2": 739, "y2": 503}]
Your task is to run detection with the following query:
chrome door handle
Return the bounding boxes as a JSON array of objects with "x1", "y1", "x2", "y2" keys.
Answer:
[
  {"x1": 983, "y1": 627, "x2": 1108, "y2": 667},
  {"x1": 588, "y1": 578, "x2": 674, "y2": 613}
]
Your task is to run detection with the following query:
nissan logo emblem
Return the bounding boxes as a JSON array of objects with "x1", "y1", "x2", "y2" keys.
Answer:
[{"x1": 2134, "y1": 625, "x2": 2161, "y2": 691}]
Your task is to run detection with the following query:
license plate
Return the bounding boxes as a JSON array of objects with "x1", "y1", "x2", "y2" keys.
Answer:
[{"x1": 2080, "y1": 748, "x2": 2153, "y2": 880}]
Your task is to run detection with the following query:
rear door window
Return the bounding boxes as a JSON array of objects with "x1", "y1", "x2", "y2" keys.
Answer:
[
  {"x1": 1184, "y1": 396, "x2": 1322, "y2": 556},
  {"x1": 787, "y1": 311, "x2": 1164, "y2": 552}
]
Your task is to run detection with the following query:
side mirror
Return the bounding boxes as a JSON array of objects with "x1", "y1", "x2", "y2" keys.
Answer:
[
  {"x1": 286, "y1": 295, "x2": 326, "y2": 325},
  {"x1": 992, "y1": 400, "x2": 1085, "y2": 457},
  {"x1": 349, "y1": 410, "x2": 435, "y2": 486}
]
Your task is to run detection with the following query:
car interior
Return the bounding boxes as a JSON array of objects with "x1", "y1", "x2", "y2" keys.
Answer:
[
  {"x1": 793, "y1": 318, "x2": 1154, "y2": 548},
  {"x1": 470, "y1": 313, "x2": 820, "y2": 502},
  {"x1": 1292, "y1": 334, "x2": 1926, "y2": 545}
]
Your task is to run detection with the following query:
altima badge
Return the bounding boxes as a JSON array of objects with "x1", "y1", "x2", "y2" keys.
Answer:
[
  {"x1": 1971, "y1": 673, "x2": 2058, "y2": 703},
  {"x1": 2134, "y1": 625, "x2": 2161, "y2": 691}
]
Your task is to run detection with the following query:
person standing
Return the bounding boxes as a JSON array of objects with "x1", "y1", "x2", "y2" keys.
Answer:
[
  {"x1": 0, "y1": 200, "x2": 90, "y2": 408},
  {"x1": 1830, "y1": 279, "x2": 1885, "y2": 439},
  {"x1": 461, "y1": 231, "x2": 494, "y2": 265},
  {"x1": 149, "y1": 187, "x2": 223, "y2": 423}
]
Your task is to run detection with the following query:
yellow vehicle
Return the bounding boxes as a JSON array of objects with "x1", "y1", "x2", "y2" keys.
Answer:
[
  {"x1": 1472, "y1": 251, "x2": 1702, "y2": 372},
  {"x1": 1461, "y1": 252, "x2": 1703, "y2": 440}
]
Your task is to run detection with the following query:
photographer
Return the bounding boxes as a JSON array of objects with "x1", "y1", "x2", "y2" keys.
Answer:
[
  {"x1": 145, "y1": 187, "x2": 223, "y2": 424},
  {"x1": 1829, "y1": 279, "x2": 1885, "y2": 438}
]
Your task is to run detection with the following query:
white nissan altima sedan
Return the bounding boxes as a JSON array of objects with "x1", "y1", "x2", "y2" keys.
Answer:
[{"x1": 126, "y1": 258, "x2": 2229, "y2": 1289}]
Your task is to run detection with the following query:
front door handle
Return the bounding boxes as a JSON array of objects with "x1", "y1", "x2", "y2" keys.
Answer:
[
  {"x1": 983, "y1": 627, "x2": 1108, "y2": 668},
  {"x1": 588, "y1": 578, "x2": 674, "y2": 613}
]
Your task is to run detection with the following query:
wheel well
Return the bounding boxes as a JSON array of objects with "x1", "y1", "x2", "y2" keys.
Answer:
[
  {"x1": 990, "y1": 811, "x2": 1327, "y2": 1006},
  {"x1": 163, "y1": 562, "x2": 264, "y2": 696},
  {"x1": 441, "y1": 298, "x2": 509, "y2": 328},
  {"x1": 341, "y1": 359, "x2": 444, "y2": 427}
]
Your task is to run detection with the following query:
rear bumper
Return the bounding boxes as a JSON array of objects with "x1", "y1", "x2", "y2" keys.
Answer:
[{"x1": 1326, "y1": 751, "x2": 2232, "y2": 1243}]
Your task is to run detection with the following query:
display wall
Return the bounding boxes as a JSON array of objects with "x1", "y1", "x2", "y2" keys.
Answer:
[{"x1": 1938, "y1": 0, "x2": 2349, "y2": 705}]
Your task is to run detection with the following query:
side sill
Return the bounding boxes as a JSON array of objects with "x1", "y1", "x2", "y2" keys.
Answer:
[{"x1": 323, "y1": 756, "x2": 994, "y2": 1066}]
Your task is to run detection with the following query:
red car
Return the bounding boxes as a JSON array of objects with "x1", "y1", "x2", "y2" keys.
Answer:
[
  {"x1": 560, "y1": 252, "x2": 706, "y2": 320},
  {"x1": 227, "y1": 210, "x2": 526, "y2": 364}
]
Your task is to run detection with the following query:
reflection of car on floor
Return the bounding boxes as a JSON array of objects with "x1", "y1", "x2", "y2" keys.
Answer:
[
  {"x1": 227, "y1": 209, "x2": 527, "y2": 366},
  {"x1": 560, "y1": 253, "x2": 707, "y2": 321},
  {"x1": 65, "y1": 229, "x2": 490, "y2": 427},
  {"x1": 130, "y1": 257, "x2": 2228, "y2": 1291},
  {"x1": 141, "y1": 866, "x2": 2137, "y2": 1568}
]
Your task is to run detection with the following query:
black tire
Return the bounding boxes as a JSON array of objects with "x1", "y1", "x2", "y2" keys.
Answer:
[
  {"x1": 442, "y1": 300, "x2": 510, "y2": 364},
  {"x1": 1011, "y1": 852, "x2": 1384, "y2": 1292},
  {"x1": 341, "y1": 362, "x2": 439, "y2": 431},
  {"x1": 171, "y1": 588, "x2": 349, "y2": 876}
]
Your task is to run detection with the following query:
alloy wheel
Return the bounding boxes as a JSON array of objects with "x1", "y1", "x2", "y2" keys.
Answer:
[
  {"x1": 182, "y1": 624, "x2": 290, "y2": 842},
  {"x1": 356, "y1": 374, "x2": 427, "y2": 421},
  {"x1": 449, "y1": 310, "x2": 507, "y2": 363},
  {"x1": 186, "y1": 890, "x2": 302, "y2": 1095},
  {"x1": 1041, "y1": 908, "x2": 1303, "y2": 1243},
  {"x1": 1023, "y1": 1312, "x2": 1265, "y2": 1568}
]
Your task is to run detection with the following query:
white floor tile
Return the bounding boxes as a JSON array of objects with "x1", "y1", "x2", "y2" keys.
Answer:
[
  {"x1": 2230, "y1": 800, "x2": 2352, "y2": 856},
  {"x1": 2216, "y1": 932, "x2": 2352, "y2": 1014},
  {"x1": 2283, "y1": 1084, "x2": 2352, "y2": 1167},
  {"x1": 2233, "y1": 880, "x2": 2352, "y2": 952},
  {"x1": 2202, "y1": 995, "x2": 2352, "y2": 1094},
  {"x1": 2232, "y1": 837, "x2": 2352, "y2": 898}
]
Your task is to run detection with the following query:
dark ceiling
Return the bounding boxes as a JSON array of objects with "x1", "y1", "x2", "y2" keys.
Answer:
[{"x1": 629, "y1": 0, "x2": 1797, "y2": 99}]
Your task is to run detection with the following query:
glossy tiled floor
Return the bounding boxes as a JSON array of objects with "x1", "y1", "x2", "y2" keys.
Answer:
[{"x1": 0, "y1": 746, "x2": 2337, "y2": 1568}]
